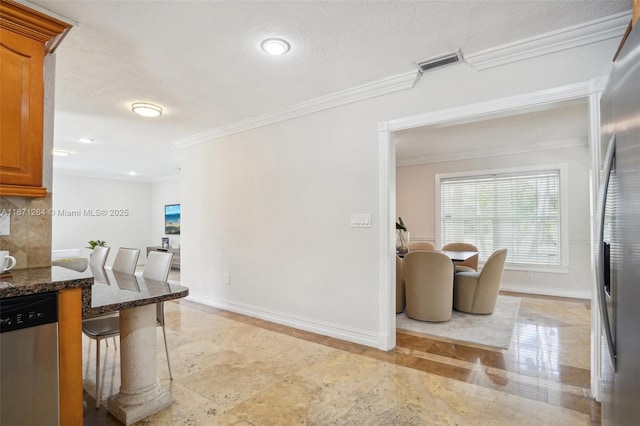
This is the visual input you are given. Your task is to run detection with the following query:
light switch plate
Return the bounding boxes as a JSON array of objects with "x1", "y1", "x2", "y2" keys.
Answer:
[
  {"x1": 0, "y1": 213, "x2": 10, "y2": 236},
  {"x1": 350, "y1": 213, "x2": 371, "y2": 228}
]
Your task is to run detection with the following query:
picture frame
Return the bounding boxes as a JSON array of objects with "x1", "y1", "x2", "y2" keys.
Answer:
[{"x1": 164, "y1": 204, "x2": 180, "y2": 235}]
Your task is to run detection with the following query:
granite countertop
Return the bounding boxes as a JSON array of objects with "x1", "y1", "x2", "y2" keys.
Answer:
[
  {"x1": 0, "y1": 265, "x2": 189, "y2": 317},
  {"x1": 0, "y1": 266, "x2": 94, "y2": 299},
  {"x1": 85, "y1": 268, "x2": 189, "y2": 317}
]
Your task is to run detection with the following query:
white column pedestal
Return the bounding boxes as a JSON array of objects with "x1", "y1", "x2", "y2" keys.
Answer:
[{"x1": 107, "y1": 304, "x2": 172, "y2": 425}]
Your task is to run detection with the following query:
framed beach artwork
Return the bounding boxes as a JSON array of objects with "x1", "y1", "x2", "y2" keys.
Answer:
[{"x1": 164, "y1": 204, "x2": 181, "y2": 235}]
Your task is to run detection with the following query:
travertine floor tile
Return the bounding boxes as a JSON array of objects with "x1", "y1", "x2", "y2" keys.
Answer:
[{"x1": 83, "y1": 293, "x2": 597, "y2": 425}]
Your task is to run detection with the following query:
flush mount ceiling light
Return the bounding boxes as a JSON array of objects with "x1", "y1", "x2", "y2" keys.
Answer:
[
  {"x1": 52, "y1": 149, "x2": 71, "y2": 156},
  {"x1": 78, "y1": 138, "x2": 94, "y2": 144},
  {"x1": 261, "y1": 38, "x2": 290, "y2": 56},
  {"x1": 131, "y1": 102, "x2": 163, "y2": 117}
]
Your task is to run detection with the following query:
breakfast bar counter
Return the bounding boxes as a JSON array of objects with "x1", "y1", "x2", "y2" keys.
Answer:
[
  {"x1": 0, "y1": 266, "x2": 188, "y2": 315},
  {"x1": 86, "y1": 267, "x2": 189, "y2": 425},
  {"x1": 84, "y1": 266, "x2": 188, "y2": 317},
  {"x1": 0, "y1": 266, "x2": 94, "y2": 299},
  {"x1": 0, "y1": 265, "x2": 189, "y2": 425}
]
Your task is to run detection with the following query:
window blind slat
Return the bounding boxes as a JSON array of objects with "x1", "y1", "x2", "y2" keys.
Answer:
[{"x1": 440, "y1": 169, "x2": 561, "y2": 266}]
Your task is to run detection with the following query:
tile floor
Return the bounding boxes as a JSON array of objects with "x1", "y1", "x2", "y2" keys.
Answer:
[{"x1": 83, "y1": 279, "x2": 596, "y2": 425}]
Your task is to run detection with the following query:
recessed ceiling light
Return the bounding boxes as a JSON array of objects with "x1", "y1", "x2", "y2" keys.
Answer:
[
  {"x1": 53, "y1": 149, "x2": 71, "y2": 156},
  {"x1": 261, "y1": 38, "x2": 290, "y2": 56},
  {"x1": 129, "y1": 171, "x2": 137, "y2": 176},
  {"x1": 78, "y1": 138, "x2": 94, "y2": 144},
  {"x1": 131, "y1": 102, "x2": 163, "y2": 117}
]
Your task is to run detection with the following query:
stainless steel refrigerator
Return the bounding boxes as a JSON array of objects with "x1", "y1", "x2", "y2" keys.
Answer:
[{"x1": 597, "y1": 20, "x2": 640, "y2": 426}]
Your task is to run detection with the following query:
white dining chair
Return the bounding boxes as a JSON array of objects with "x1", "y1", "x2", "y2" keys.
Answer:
[
  {"x1": 83, "y1": 247, "x2": 140, "y2": 408},
  {"x1": 81, "y1": 314, "x2": 120, "y2": 408},
  {"x1": 142, "y1": 251, "x2": 173, "y2": 281},
  {"x1": 82, "y1": 250, "x2": 173, "y2": 408},
  {"x1": 83, "y1": 245, "x2": 114, "y2": 407},
  {"x1": 110, "y1": 247, "x2": 140, "y2": 274},
  {"x1": 88, "y1": 245, "x2": 110, "y2": 269},
  {"x1": 142, "y1": 251, "x2": 175, "y2": 381}
]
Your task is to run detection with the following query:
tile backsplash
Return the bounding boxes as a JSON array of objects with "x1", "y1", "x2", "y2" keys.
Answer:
[{"x1": 0, "y1": 194, "x2": 52, "y2": 269}]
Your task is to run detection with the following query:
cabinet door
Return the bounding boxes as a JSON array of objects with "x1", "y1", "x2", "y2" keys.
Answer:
[{"x1": 0, "y1": 28, "x2": 45, "y2": 189}]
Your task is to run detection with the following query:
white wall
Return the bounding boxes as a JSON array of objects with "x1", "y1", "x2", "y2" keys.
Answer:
[
  {"x1": 181, "y1": 39, "x2": 619, "y2": 348},
  {"x1": 151, "y1": 178, "x2": 181, "y2": 248},
  {"x1": 182, "y1": 110, "x2": 381, "y2": 342},
  {"x1": 52, "y1": 174, "x2": 152, "y2": 266},
  {"x1": 397, "y1": 145, "x2": 592, "y2": 298}
]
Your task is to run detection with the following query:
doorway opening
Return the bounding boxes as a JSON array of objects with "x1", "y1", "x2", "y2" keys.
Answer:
[{"x1": 377, "y1": 79, "x2": 605, "y2": 399}]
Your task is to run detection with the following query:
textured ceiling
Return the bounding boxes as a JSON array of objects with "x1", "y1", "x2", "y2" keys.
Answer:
[{"x1": 27, "y1": 0, "x2": 630, "y2": 181}]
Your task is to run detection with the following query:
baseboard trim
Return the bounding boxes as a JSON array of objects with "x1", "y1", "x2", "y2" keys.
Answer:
[
  {"x1": 185, "y1": 292, "x2": 380, "y2": 348},
  {"x1": 183, "y1": 285, "x2": 589, "y2": 353},
  {"x1": 500, "y1": 283, "x2": 591, "y2": 300}
]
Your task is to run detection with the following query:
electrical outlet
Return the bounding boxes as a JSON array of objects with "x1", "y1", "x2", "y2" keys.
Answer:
[
  {"x1": 0, "y1": 213, "x2": 10, "y2": 236},
  {"x1": 224, "y1": 273, "x2": 230, "y2": 285}
]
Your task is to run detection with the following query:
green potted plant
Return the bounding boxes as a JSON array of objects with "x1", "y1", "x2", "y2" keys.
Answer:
[
  {"x1": 86, "y1": 240, "x2": 107, "y2": 250},
  {"x1": 396, "y1": 217, "x2": 408, "y2": 255}
]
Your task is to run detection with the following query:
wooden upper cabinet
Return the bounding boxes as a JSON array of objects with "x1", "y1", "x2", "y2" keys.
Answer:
[{"x1": 0, "y1": 0, "x2": 72, "y2": 198}]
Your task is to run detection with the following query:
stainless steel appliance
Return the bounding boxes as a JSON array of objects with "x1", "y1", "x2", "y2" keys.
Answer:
[
  {"x1": 596, "y1": 20, "x2": 640, "y2": 426},
  {"x1": 0, "y1": 292, "x2": 60, "y2": 426}
]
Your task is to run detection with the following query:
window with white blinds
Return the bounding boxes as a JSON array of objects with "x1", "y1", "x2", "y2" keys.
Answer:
[{"x1": 439, "y1": 168, "x2": 562, "y2": 267}]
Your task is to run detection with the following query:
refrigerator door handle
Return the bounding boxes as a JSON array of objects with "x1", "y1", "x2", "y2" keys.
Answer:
[{"x1": 596, "y1": 133, "x2": 616, "y2": 370}]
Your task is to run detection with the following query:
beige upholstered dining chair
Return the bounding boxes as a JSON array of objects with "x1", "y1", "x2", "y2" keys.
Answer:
[
  {"x1": 396, "y1": 255, "x2": 405, "y2": 313},
  {"x1": 403, "y1": 251, "x2": 454, "y2": 322},
  {"x1": 409, "y1": 241, "x2": 435, "y2": 251},
  {"x1": 442, "y1": 242, "x2": 478, "y2": 273},
  {"x1": 453, "y1": 248, "x2": 507, "y2": 314}
]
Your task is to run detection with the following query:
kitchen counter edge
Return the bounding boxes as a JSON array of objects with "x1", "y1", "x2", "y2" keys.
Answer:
[{"x1": 0, "y1": 266, "x2": 93, "y2": 299}]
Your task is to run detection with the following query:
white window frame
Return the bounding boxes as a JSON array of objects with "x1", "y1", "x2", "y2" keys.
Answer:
[{"x1": 435, "y1": 163, "x2": 569, "y2": 273}]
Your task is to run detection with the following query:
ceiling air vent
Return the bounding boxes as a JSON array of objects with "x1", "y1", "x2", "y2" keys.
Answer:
[{"x1": 416, "y1": 49, "x2": 463, "y2": 73}]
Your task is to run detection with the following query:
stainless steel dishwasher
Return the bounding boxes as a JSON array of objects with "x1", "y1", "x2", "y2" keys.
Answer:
[{"x1": 0, "y1": 292, "x2": 60, "y2": 426}]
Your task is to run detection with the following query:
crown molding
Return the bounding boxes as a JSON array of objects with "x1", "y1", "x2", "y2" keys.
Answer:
[
  {"x1": 397, "y1": 137, "x2": 587, "y2": 167},
  {"x1": 174, "y1": 70, "x2": 420, "y2": 149},
  {"x1": 465, "y1": 11, "x2": 632, "y2": 70},
  {"x1": 172, "y1": 12, "x2": 627, "y2": 149},
  {"x1": 386, "y1": 79, "x2": 600, "y2": 132},
  {"x1": 1, "y1": 0, "x2": 75, "y2": 53}
]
